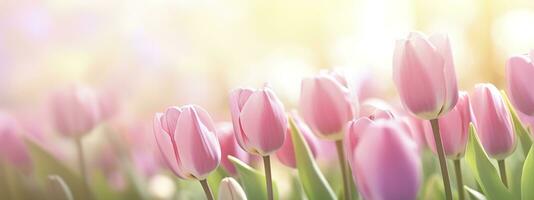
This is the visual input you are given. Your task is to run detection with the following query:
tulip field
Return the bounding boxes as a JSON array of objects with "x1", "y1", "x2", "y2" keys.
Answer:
[{"x1": 2, "y1": 1, "x2": 534, "y2": 200}]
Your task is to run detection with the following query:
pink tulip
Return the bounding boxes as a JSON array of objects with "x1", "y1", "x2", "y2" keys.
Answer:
[
  {"x1": 344, "y1": 117, "x2": 373, "y2": 167},
  {"x1": 393, "y1": 32, "x2": 458, "y2": 120},
  {"x1": 0, "y1": 113, "x2": 32, "y2": 171},
  {"x1": 300, "y1": 71, "x2": 355, "y2": 140},
  {"x1": 506, "y1": 51, "x2": 534, "y2": 116},
  {"x1": 50, "y1": 86, "x2": 101, "y2": 137},
  {"x1": 153, "y1": 105, "x2": 221, "y2": 180},
  {"x1": 471, "y1": 84, "x2": 516, "y2": 159},
  {"x1": 229, "y1": 85, "x2": 287, "y2": 155},
  {"x1": 350, "y1": 120, "x2": 421, "y2": 200},
  {"x1": 276, "y1": 113, "x2": 319, "y2": 168},
  {"x1": 216, "y1": 122, "x2": 254, "y2": 175},
  {"x1": 423, "y1": 92, "x2": 471, "y2": 159},
  {"x1": 518, "y1": 111, "x2": 534, "y2": 137}
]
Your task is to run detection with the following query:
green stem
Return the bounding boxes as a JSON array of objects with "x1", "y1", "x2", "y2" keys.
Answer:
[
  {"x1": 430, "y1": 119, "x2": 452, "y2": 200},
  {"x1": 199, "y1": 179, "x2": 214, "y2": 200},
  {"x1": 263, "y1": 156, "x2": 274, "y2": 200},
  {"x1": 498, "y1": 159, "x2": 508, "y2": 187},
  {"x1": 454, "y1": 159, "x2": 465, "y2": 200},
  {"x1": 335, "y1": 140, "x2": 351, "y2": 200},
  {"x1": 74, "y1": 137, "x2": 88, "y2": 186}
]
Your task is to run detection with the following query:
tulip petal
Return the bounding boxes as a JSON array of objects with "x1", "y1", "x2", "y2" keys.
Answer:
[
  {"x1": 506, "y1": 55, "x2": 534, "y2": 115},
  {"x1": 300, "y1": 76, "x2": 353, "y2": 139},
  {"x1": 344, "y1": 117, "x2": 373, "y2": 167},
  {"x1": 229, "y1": 89, "x2": 254, "y2": 152},
  {"x1": 472, "y1": 84, "x2": 516, "y2": 159},
  {"x1": 429, "y1": 33, "x2": 458, "y2": 114},
  {"x1": 153, "y1": 113, "x2": 186, "y2": 178},
  {"x1": 240, "y1": 89, "x2": 287, "y2": 155},
  {"x1": 175, "y1": 106, "x2": 221, "y2": 179},
  {"x1": 393, "y1": 36, "x2": 444, "y2": 119}
]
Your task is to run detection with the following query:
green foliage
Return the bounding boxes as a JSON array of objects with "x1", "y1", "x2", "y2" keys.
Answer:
[
  {"x1": 229, "y1": 156, "x2": 279, "y2": 200},
  {"x1": 464, "y1": 124, "x2": 514, "y2": 200},
  {"x1": 289, "y1": 117, "x2": 337, "y2": 200},
  {"x1": 521, "y1": 144, "x2": 534, "y2": 199}
]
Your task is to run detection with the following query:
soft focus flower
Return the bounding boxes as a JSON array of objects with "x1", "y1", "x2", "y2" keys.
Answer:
[
  {"x1": 423, "y1": 92, "x2": 471, "y2": 159},
  {"x1": 229, "y1": 85, "x2": 287, "y2": 156},
  {"x1": 0, "y1": 113, "x2": 32, "y2": 171},
  {"x1": 50, "y1": 86, "x2": 101, "y2": 137},
  {"x1": 344, "y1": 117, "x2": 373, "y2": 167},
  {"x1": 506, "y1": 51, "x2": 534, "y2": 116},
  {"x1": 216, "y1": 122, "x2": 254, "y2": 175},
  {"x1": 471, "y1": 84, "x2": 516, "y2": 159},
  {"x1": 399, "y1": 116, "x2": 428, "y2": 150},
  {"x1": 97, "y1": 89, "x2": 119, "y2": 121},
  {"x1": 300, "y1": 71, "x2": 355, "y2": 140},
  {"x1": 153, "y1": 105, "x2": 221, "y2": 180},
  {"x1": 218, "y1": 177, "x2": 247, "y2": 200},
  {"x1": 276, "y1": 113, "x2": 319, "y2": 168},
  {"x1": 350, "y1": 120, "x2": 421, "y2": 200},
  {"x1": 393, "y1": 32, "x2": 458, "y2": 120}
]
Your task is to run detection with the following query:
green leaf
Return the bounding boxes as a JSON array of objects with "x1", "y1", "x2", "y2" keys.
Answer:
[
  {"x1": 228, "y1": 156, "x2": 279, "y2": 200},
  {"x1": 522, "y1": 143, "x2": 534, "y2": 199},
  {"x1": 288, "y1": 117, "x2": 337, "y2": 200},
  {"x1": 501, "y1": 90, "x2": 532, "y2": 157},
  {"x1": 464, "y1": 124, "x2": 514, "y2": 200},
  {"x1": 421, "y1": 174, "x2": 445, "y2": 200},
  {"x1": 24, "y1": 139, "x2": 93, "y2": 200},
  {"x1": 464, "y1": 186, "x2": 487, "y2": 200}
]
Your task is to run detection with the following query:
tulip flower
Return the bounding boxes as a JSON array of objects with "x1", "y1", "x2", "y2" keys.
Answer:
[
  {"x1": 218, "y1": 177, "x2": 247, "y2": 200},
  {"x1": 344, "y1": 117, "x2": 373, "y2": 167},
  {"x1": 423, "y1": 92, "x2": 471, "y2": 159},
  {"x1": 50, "y1": 85, "x2": 101, "y2": 186},
  {"x1": 423, "y1": 92, "x2": 470, "y2": 200},
  {"x1": 299, "y1": 71, "x2": 356, "y2": 200},
  {"x1": 359, "y1": 99, "x2": 395, "y2": 120},
  {"x1": 506, "y1": 51, "x2": 534, "y2": 116},
  {"x1": 471, "y1": 84, "x2": 516, "y2": 187},
  {"x1": 300, "y1": 71, "x2": 355, "y2": 140},
  {"x1": 276, "y1": 113, "x2": 319, "y2": 168},
  {"x1": 471, "y1": 84, "x2": 516, "y2": 159},
  {"x1": 229, "y1": 85, "x2": 287, "y2": 200},
  {"x1": 350, "y1": 121, "x2": 421, "y2": 200},
  {"x1": 393, "y1": 32, "x2": 459, "y2": 200},
  {"x1": 393, "y1": 32, "x2": 458, "y2": 120},
  {"x1": 51, "y1": 86, "x2": 101, "y2": 137},
  {"x1": 153, "y1": 105, "x2": 221, "y2": 200},
  {"x1": 0, "y1": 113, "x2": 31, "y2": 172},
  {"x1": 216, "y1": 122, "x2": 254, "y2": 175}
]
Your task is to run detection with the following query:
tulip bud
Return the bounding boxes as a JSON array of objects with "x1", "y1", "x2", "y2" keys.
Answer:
[
  {"x1": 216, "y1": 122, "x2": 254, "y2": 175},
  {"x1": 423, "y1": 92, "x2": 471, "y2": 159},
  {"x1": 350, "y1": 121, "x2": 421, "y2": 200},
  {"x1": 506, "y1": 51, "x2": 534, "y2": 116},
  {"x1": 359, "y1": 99, "x2": 395, "y2": 120},
  {"x1": 51, "y1": 86, "x2": 100, "y2": 137},
  {"x1": 0, "y1": 113, "x2": 32, "y2": 171},
  {"x1": 393, "y1": 32, "x2": 458, "y2": 120},
  {"x1": 471, "y1": 84, "x2": 516, "y2": 159},
  {"x1": 300, "y1": 71, "x2": 355, "y2": 140},
  {"x1": 275, "y1": 113, "x2": 319, "y2": 168},
  {"x1": 229, "y1": 85, "x2": 287, "y2": 155},
  {"x1": 218, "y1": 177, "x2": 247, "y2": 200},
  {"x1": 153, "y1": 105, "x2": 221, "y2": 180}
]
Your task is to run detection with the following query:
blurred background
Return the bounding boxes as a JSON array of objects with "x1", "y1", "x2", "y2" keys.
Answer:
[
  {"x1": 2, "y1": 0, "x2": 534, "y2": 118},
  {"x1": 1, "y1": 0, "x2": 534, "y2": 199}
]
